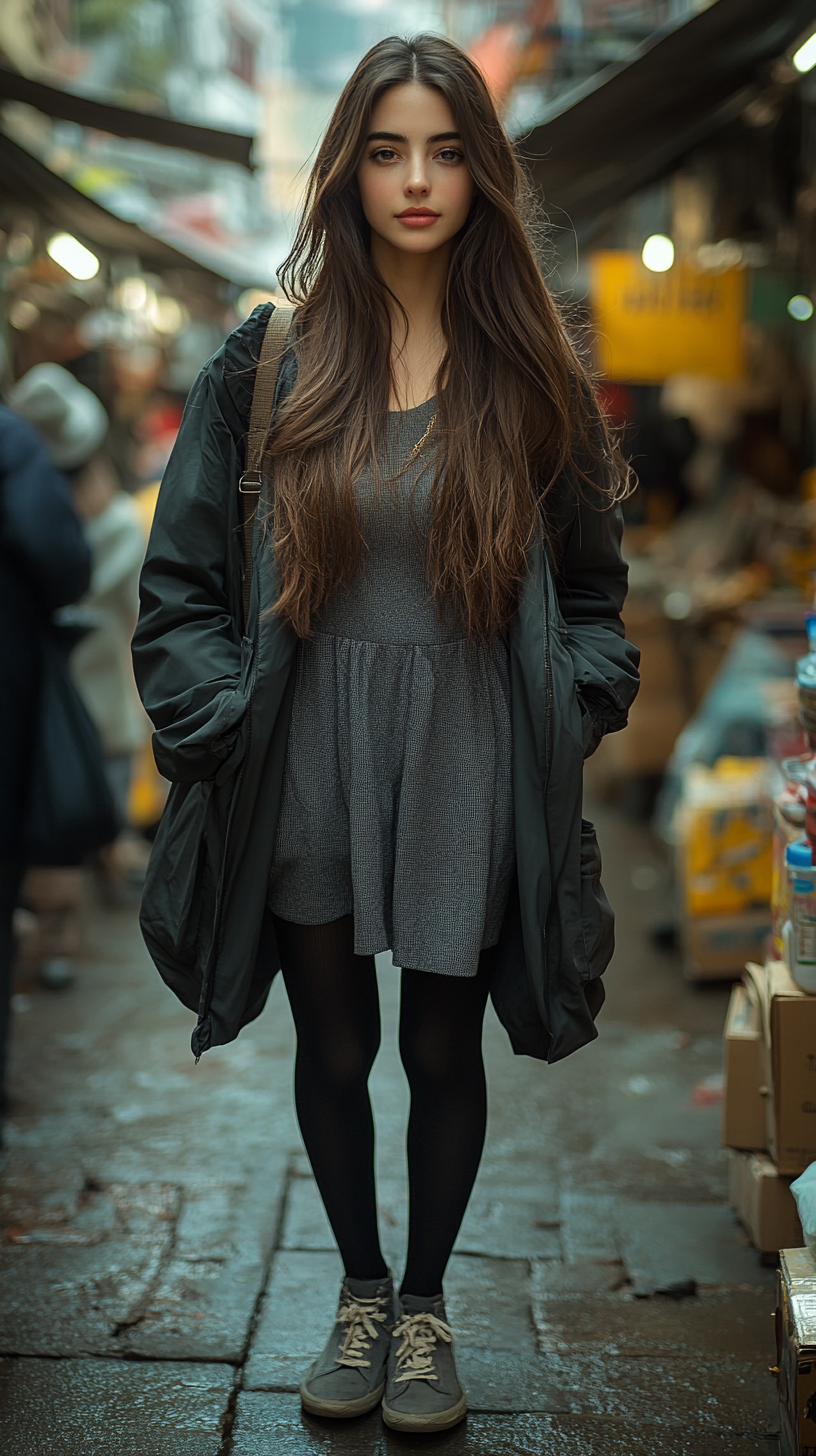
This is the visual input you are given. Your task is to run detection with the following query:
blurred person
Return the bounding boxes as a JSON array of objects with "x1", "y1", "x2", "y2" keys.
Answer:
[
  {"x1": 8, "y1": 366, "x2": 147, "y2": 979},
  {"x1": 0, "y1": 398, "x2": 90, "y2": 1112},
  {"x1": 133, "y1": 34, "x2": 638, "y2": 1434},
  {"x1": 70, "y1": 452, "x2": 148, "y2": 834}
]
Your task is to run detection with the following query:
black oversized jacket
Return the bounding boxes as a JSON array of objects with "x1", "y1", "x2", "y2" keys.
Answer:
[{"x1": 132, "y1": 305, "x2": 640, "y2": 1063}]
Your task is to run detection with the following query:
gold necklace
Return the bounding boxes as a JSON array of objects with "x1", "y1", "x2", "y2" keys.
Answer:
[{"x1": 409, "y1": 411, "x2": 437, "y2": 462}]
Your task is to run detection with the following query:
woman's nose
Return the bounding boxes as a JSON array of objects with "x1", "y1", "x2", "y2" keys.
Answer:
[{"x1": 405, "y1": 160, "x2": 430, "y2": 196}]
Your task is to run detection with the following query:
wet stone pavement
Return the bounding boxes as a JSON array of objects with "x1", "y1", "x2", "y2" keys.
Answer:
[{"x1": 0, "y1": 799, "x2": 779, "y2": 1455}]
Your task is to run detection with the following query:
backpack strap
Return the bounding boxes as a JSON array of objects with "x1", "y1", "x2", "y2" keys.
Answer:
[{"x1": 239, "y1": 304, "x2": 294, "y2": 627}]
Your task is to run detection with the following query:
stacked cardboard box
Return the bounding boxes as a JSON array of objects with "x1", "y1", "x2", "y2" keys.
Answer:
[
  {"x1": 676, "y1": 758, "x2": 773, "y2": 981},
  {"x1": 744, "y1": 961, "x2": 816, "y2": 1175},
  {"x1": 728, "y1": 1152, "x2": 803, "y2": 1254},
  {"x1": 722, "y1": 962, "x2": 811, "y2": 1254}
]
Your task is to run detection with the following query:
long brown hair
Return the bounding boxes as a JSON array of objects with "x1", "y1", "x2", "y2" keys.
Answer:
[{"x1": 267, "y1": 32, "x2": 621, "y2": 639}]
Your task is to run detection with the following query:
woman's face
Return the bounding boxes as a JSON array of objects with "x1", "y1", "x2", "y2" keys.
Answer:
[{"x1": 356, "y1": 82, "x2": 474, "y2": 258}]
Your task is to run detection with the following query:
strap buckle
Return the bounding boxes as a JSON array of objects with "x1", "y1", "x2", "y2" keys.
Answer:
[{"x1": 239, "y1": 470, "x2": 264, "y2": 495}]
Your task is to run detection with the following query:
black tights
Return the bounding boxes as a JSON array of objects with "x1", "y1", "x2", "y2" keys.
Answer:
[{"x1": 274, "y1": 913, "x2": 493, "y2": 1298}]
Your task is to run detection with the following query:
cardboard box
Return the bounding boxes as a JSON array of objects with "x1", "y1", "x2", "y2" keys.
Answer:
[
  {"x1": 723, "y1": 982, "x2": 766, "y2": 1150},
  {"x1": 776, "y1": 1246, "x2": 816, "y2": 1456},
  {"x1": 682, "y1": 910, "x2": 771, "y2": 981},
  {"x1": 728, "y1": 1150, "x2": 802, "y2": 1253},
  {"x1": 745, "y1": 961, "x2": 816, "y2": 1177}
]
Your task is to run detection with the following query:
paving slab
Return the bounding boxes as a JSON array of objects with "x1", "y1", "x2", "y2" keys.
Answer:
[
  {"x1": 531, "y1": 1286, "x2": 777, "y2": 1360},
  {"x1": 531, "y1": 1256, "x2": 629, "y2": 1300},
  {"x1": 444, "y1": 1255, "x2": 536, "y2": 1350},
  {"x1": 0, "y1": 1180, "x2": 179, "y2": 1356},
  {"x1": 282, "y1": 1174, "x2": 407, "y2": 1264},
  {"x1": 244, "y1": 1250, "x2": 344, "y2": 1391},
  {"x1": 456, "y1": 1350, "x2": 777, "y2": 1431},
  {"x1": 118, "y1": 1160, "x2": 288, "y2": 1361},
  {"x1": 281, "y1": 1171, "x2": 560, "y2": 1264},
  {"x1": 547, "y1": 1015, "x2": 732, "y2": 1206},
  {"x1": 614, "y1": 1202, "x2": 774, "y2": 1296},
  {"x1": 230, "y1": 1391, "x2": 776, "y2": 1455},
  {"x1": 558, "y1": 1190, "x2": 622, "y2": 1263},
  {"x1": 455, "y1": 1185, "x2": 561, "y2": 1260},
  {"x1": 0, "y1": 1358, "x2": 233, "y2": 1456}
]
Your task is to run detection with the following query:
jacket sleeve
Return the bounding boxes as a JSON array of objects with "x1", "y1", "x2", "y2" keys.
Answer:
[
  {"x1": 0, "y1": 409, "x2": 91, "y2": 611},
  {"x1": 132, "y1": 305, "x2": 272, "y2": 783},
  {"x1": 551, "y1": 453, "x2": 640, "y2": 758}
]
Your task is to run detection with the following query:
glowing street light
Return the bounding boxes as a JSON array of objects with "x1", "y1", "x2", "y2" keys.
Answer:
[
  {"x1": 788, "y1": 295, "x2": 814, "y2": 322},
  {"x1": 46, "y1": 232, "x2": 100, "y2": 281},
  {"x1": 642, "y1": 234, "x2": 674, "y2": 273},
  {"x1": 793, "y1": 31, "x2": 816, "y2": 73}
]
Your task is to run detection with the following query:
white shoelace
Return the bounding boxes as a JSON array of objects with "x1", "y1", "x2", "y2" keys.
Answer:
[
  {"x1": 391, "y1": 1310, "x2": 454, "y2": 1384},
  {"x1": 335, "y1": 1293, "x2": 390, "y2": 1369}
]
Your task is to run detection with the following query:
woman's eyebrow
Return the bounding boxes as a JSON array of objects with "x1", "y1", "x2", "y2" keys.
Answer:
[{"x1": 366, "y1": 130, "x2": 462, "y2": 143}]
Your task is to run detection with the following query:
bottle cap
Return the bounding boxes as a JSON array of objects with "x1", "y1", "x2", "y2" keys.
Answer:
[{"x1": 786, "y1": 838, "x2": 814, "y2": 868}]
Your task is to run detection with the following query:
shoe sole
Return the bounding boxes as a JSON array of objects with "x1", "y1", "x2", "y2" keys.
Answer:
[
  {"x1": 299, "y1": 1378, "x2": 386, "y2": 1419},
  {"x1": 381, "y1": 1392, "x2": 468, "y2": 1433}
]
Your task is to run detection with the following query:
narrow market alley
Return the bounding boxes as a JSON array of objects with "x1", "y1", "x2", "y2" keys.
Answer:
[{"x1": 0, "y1": 797, "x2": 778, "y2": 1456}]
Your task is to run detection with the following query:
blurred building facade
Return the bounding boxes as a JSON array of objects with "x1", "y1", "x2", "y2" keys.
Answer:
[{"x1": 0, "y1": 1, "x2": 710, "y2": 275}]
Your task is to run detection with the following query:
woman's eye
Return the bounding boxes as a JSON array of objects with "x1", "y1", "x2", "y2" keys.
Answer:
[
  {"x1": 372, "y1": 148, "x2": 397, "y2": 162},
  {"x1": 438, "y1": 149, "x2": 463, "y2": 163}
]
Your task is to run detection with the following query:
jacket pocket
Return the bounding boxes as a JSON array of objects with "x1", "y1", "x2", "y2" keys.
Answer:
[
  {"x1": 140, "y1": 779, "x2": 215, "y2": 975},
  {"x1": 575, "y1": 818, "x2": 615, "y2": 982}
]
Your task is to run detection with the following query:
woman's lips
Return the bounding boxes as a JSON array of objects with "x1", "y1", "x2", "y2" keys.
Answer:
[{"x1": 396, "y1": 212, "x2": 440, "y2": 229}]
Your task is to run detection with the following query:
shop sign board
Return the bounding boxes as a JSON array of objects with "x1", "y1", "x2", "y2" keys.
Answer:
[{"x1": 590, "y1": 250, "x2": 746, "y2": 383}]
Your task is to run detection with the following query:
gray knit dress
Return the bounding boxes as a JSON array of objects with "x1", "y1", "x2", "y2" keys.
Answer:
[{"x1": 267, "y1": 396, "x2": 515, "y2": 978}]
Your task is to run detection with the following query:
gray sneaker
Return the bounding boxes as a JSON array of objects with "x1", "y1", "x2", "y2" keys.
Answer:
[
  {"x1": 299, "y1": 1273, "x2": 397, "y2": 1419},
  {"x1": 381, "y1": 1293, "x2": 467, "y2": 1433}
]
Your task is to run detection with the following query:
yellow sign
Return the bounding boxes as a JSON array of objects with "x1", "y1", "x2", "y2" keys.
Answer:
[{"x1": 590, "y1": 251, "x2": 746, "y2": 383}]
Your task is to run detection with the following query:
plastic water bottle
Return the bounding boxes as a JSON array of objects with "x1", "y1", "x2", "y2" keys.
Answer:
[{"x1": 783, "y1": 838, "x2": 816, "y2": 992}]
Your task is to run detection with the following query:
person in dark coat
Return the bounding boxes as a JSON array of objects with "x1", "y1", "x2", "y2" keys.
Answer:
[
  {"x1": 133, "y1": 35, "x2": 639, "y2": 1434},
  {"x1": 0, "y1": 404, "x2": 91, "y2": 1111}
]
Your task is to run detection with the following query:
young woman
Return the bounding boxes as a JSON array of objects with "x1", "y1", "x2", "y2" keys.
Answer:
[{"x1": 133, "y1": 33, "x2": 639, "y2": 1436}]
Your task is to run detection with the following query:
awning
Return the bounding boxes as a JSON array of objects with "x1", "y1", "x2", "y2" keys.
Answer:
[
  {"x1": 0, "y1": 66, "x2": 254, "y2": 170},
  {"x1": 517, "y1": 0, "x2": 816, "y2": 230},
  {"x1": 0, "y1": 132, "x2": 226, "y2": 279}
]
